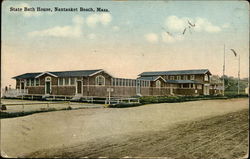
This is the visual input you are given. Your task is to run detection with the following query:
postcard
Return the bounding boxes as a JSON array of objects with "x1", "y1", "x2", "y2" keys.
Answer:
[{"x1": 1, "y1": 0, "x2": 249, "y2": 158}]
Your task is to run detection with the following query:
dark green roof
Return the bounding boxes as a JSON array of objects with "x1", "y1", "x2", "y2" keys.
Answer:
[
  {"x1": 13, "y1": 69, "x2": 103, "y2": 79},
  {"x1": 12, "y1": 73, "x2": 42, "y2": 79},
  {"x1": 139, "y1": 69, "x2": 211, "y2": 76}
]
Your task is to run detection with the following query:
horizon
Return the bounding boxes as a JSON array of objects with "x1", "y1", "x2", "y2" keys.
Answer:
[{"x1": 2, "y1": 1, "x2": 249, "y2": 88}]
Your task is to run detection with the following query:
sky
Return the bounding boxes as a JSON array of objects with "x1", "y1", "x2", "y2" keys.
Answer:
[{"x1": 1, "y1": 0, "x2": 249, "y2": 88}]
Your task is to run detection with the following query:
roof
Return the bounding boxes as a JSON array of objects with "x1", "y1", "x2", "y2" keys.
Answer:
[
  {"x1": 137, "y1": 76, "x2": 166, "y2": 82},
  {"x1": 13, "y1": 69, "x2": 106, "y2": 79},
  {"x1": 166, "y1": 80, "x2": 202, "y2": 84},
  {"x1": 12, "y1": 73, "x2": 42, "y2": 79},
  {"x1": 139, "y1": 69, "x2": 211, "y2": 76}
]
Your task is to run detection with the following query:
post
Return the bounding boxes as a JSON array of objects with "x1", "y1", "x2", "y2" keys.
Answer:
[
  {"x1": 238, "y1": 54, "x2": 240, "y2": 95},
  {"x1": 222, "y1": 44, "x2": 226, "y2": 96},
  {"x1": 108, "y1": 88, "x2": 111, "y2": 105}
]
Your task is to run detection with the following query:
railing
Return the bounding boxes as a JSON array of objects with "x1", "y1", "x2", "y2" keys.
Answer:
[
  {"x1": 1, "y1": 101, "x2": 103, "y2": 113},
  {"x1": 2, "y1": 89, "x2": 28, "y2": 98}
]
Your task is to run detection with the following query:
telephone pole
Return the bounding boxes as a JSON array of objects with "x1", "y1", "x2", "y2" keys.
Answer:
[
  {"x1": 238, "y1": 54, "x2": 240, "y2": 95},
  {"x1": 222, "y1": 44, "x2": 225, "y2": 96}
]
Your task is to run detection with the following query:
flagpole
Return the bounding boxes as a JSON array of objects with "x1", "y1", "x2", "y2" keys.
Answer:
[
  {"x1": 238, "y1": 54, "x2": 240, "y2": 95},
  {"x1": 223, "y1": 44, "x2": 225, "y2": 96}
]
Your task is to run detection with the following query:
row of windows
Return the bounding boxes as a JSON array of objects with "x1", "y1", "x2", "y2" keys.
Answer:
[
  {"x1": 166, "y1": 75, "x2": 195, "y2": 80},
  {"x1": 26, "y1": 79, "x2": 40, "y2": 86},
  {"x1": 111, "y1": 78, "x2": 150, "y2": 87},
  {"x1": 58, "y1": 77, "x2": 76, "y2": 86},
  {"x1": 178, "y1": 84, "x2": 202, "y2": 89}
]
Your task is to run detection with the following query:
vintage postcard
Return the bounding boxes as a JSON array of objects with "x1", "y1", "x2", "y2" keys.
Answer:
[{"x1": 1, "y1": 0, "x2": 249, "y2": 158}]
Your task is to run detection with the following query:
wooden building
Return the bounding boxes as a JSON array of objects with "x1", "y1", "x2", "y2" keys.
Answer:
[
  {"x1": 138, "y1": 69, "x2": 214, "y2": 96},
  {"x1": 11, "y1": 68, "x2": 221, "y2": 98}
]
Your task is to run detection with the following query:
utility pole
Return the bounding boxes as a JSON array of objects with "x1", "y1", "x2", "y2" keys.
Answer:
[
  {"x1": 238, "y1": 54, "x2": 240, "y2": 95},
  {"x1": 222, "y1": 44, "x2": 226, "y2": 96}
]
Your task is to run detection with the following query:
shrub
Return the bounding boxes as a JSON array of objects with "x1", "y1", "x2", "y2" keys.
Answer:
[{"x1": 108, "y1": 103, "x2": 143, "y2": 108}]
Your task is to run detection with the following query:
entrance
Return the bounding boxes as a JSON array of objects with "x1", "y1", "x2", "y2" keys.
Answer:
[
  {"x1": 21, "y1": 82, "x2": 25, "y2": 89},
  {"x1": 45, "y1": 81, "x2": 51, "y2": 94},
  {"x1": 136, "y1": 80, "x2": 141, "y2": 95},
  {"x1": 203, "y1": 85, "x2": 210, "y2": 95},
  {"x1": 76, "y1": 81, "x2": 82, "y2": 94}
]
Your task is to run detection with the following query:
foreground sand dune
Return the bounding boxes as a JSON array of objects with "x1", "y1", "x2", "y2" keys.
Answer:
[{"x1": 1, "y1": 98, "x2": 248, "y2": 157}]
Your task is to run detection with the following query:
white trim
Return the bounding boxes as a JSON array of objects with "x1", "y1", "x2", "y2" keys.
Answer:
[
  {"x1": 58, "y1": 77, "x2": 64, "y2": 86},
  {"x1": 76, "y1": 80, "x2": 82, "y2": 95},
  {"x1": 153, "y1": 76, "x2": 166, "y2": 82},
  {"x1": 45, "y1": 76, "x2": 51, "y2": 81},
  {"x1": 89, "y1": 69, "x2": 113, "y2": 77},
  {"x1": 95, "y1": 75, "x2": 105, "y2": 86},
  {"x1": 45, "y1": 81, "x2": 52, "y2": 95},
  {"x1": 35, "y1": 72, "x2": 58, "y2": 78}
]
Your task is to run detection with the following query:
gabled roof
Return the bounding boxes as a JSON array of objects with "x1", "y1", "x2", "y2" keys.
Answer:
[
  {"x1": 12, "y1": 73, "x2": 42, "y2": 79},
  {"x1": 166, "y1": 80, "x2": 201, "y2": 84},
  {"x1": 137, "y1": 76, "x2": 166, "y2": 82},
  {"x1": 139, "y1": 69, "x2": 211, "y2": 76},
  {"x1": 13, "y1": 69, "x2": 108, "y2": 79}
]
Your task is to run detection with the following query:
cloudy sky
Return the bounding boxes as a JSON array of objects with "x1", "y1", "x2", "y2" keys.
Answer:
[{"x1": 2, "y1": 1, "x2": 249, "y2": 88}]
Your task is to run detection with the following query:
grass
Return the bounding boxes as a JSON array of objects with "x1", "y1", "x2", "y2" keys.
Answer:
[
  {"x1": 139, "y1": 94, "x2": 248, "y2": 104},
  {"x1": 26, "y1": 109, "x2": 249, "y2": 158},
  {"x1": 108, "y1": 94, "x2": 248, "y2": 108},
  {"x1": 0, "y1": 106, "x2": 72, "y2": 119}
]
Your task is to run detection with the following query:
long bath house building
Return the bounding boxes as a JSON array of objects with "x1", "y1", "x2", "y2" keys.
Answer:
[{"x1": 5, "y1": 69, "x2": 222, "y2": 100}]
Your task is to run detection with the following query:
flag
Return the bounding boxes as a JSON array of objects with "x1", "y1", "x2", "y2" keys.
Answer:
[{"x1": 230, "y1": 49, "x2": 237, "y2": 57}]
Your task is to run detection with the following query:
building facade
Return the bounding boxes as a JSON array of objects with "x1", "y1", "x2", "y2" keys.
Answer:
[{"x1": 11, "y1": 69, "x2": 222, "y2": 98}]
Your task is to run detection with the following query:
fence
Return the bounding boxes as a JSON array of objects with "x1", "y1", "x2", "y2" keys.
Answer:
[
  {"x1": 0, "y1": 101, "x2": 103, "y2": 113},
  {"x1": 2, "y1": 89, "x2": 28, "y2": 98}
]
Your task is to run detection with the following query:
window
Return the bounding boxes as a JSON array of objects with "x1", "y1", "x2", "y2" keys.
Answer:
[
  {"x1": 64, "y1": 78, "x2": 69, "y2": 85},
  {"x1": 133, "y1": 80, "x2": 136, "y2": 87},
  {"x1": 59, "y1": 78, "x2": 64, "y2": 85},
  {"x1": 204, "y1": 74, "x2": 208, "y2": 81},
  {"x1": 190, "y1": 75, "x2": 195, "y2": 80},
  {"x1": 177, "y1": 76, "x2": 181, "y2": 80},
  {"x1": 35, "y1": 79, "x2": 40, "y2": 86},
  {"x1": 26, "y1": 79, "x2": 30, "y2": 86},
  {"x1": 95, "y1": 75, "x2": 105, "y2": 86},
  {"x1": 191, "y1": 84, "x2": 195, "y2": 88},
  {"x1": 183, "y1": 75, "x2": 188, "y2": 80},
  {"x1": 70, "y1": 78, "x2": 75, "y2": 85},
  {"x1": 170, "y1": 76, "x2": 174, "y2": 80},
  {"x1": 116, "y1": 79, "x2": 118, "y2": 86},
  {"x1": 45, "y1": 77, "x2": 51, "y2": 81},
  {"x1": 183, "y1": 83, "x2": 189, "y2": 88},
  {"x1": 156, "y1": 80, "x2": 161, "y2": 88},
  {"x1": 31, "y1": 79, "x2": 34, "y2": 86},
  {"x1": 197, "y1": 84, "x2": 202, "y2": 89}
]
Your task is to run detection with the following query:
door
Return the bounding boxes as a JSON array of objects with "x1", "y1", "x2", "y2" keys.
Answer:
[
  {"x1": 45, "y1": 81, "x2": 51, "y2": 94},
  {"x1": 203, "y1": 85, "x2": 210, "y2": 95},
  {"x1": 77, "y1": 81, "x2": 82, "y2": 94},
  {"x1": 136, "y1": 80, "x2": 141, "y2": 95},
  {"x1": 21, "y1": 82, "x2": 25, "y2": 89},
  {"x1": 170, "y1": 84, "x2": 173, "y2": 95}
]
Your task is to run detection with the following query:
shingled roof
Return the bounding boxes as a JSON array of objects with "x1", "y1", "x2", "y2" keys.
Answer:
[
  {"x1": 166, "y1": 80, "x2": 202, "y2": 84},
  {"x1": 139, "y1": 69, "x2": 211, "y2": 76},
  {"x1": 13, "y1": 69, "x2": 106, "y2": 79}
]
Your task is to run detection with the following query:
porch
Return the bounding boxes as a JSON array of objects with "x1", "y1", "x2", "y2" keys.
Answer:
[{"x1": 2, "y1": 89, "x2": 28, "y2": 98}]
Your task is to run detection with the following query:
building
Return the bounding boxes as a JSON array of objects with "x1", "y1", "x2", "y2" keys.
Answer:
[
  {"x1": 138, "y1": 69, "x2": 213, "y2": 96},
  {"x1": 6, "y1": 68, "x2": 221, "y2": 99}
]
